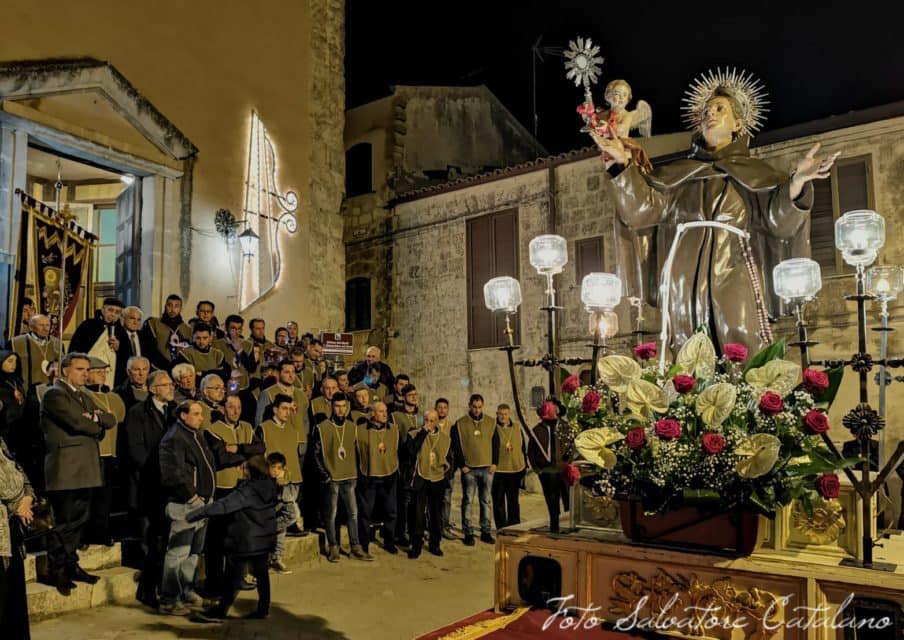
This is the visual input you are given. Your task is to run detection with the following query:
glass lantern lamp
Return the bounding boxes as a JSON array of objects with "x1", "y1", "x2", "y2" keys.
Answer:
[
  {"x1": 773, "y1": 258, "x2": 822, "y2": 304},
  {"x1": 581, "y1": 272, "x2": 622, "y2": 311},
  {"x1": 483, "y1": 276, "x2": 522, "y2": 314},
  {"x1": 867, "y1": 265, "x2": 904, "y2": 301},
  {"x1": 529, "y1": 235, "x2": 568, "y2": 275},
  {"x1": 835, "y1": 210, "x2": 885, "y2": 267},
  {"x1": 238, "y1": 225, "x2": 260, "y2": 261}
]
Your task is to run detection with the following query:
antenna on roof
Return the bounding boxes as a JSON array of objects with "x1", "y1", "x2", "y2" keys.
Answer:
[{"x1": 531, "y1": 35, "x2": 564, "y2": 157}]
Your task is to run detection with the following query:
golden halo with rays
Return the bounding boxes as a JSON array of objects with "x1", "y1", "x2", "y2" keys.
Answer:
[{"x1": 681, "y1": 67, "x2": 770, "y2": 137}]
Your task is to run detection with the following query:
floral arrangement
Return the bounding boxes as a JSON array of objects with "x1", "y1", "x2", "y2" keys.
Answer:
[{"x1": 563, "y1": 333, "x2": 852, "y2": 516}]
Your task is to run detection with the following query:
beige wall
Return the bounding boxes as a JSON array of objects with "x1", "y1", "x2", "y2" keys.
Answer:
[{"x1": 2, "y1": 0, "x2": 345, "y2": 330}]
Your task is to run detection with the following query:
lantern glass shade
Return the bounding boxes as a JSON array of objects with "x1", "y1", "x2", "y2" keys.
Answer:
[
  {"x1": 835, "y1": 210, "x2": 885, "y2": 267},
  {"x1": 867, "y1": 265, "x2": 904, "y2": 301},
  {"x1": 483, "y1": 276, "x2": 522, "y2": 313},
  {"x1": 773, "y1": 258, "x2": 822, "y2": 303},
  {"x1": 589, "y1": 309, "x2": 619, "y2": 339},
  {"x1": 581, "y1": 272, "x2": 622, "y2": 311},
  {"x1": 238, "y1": 226, "x2": 260, "y2": 259},
  {"x1": 529, "y1": 234, "x2": 568, "y2": 275}
]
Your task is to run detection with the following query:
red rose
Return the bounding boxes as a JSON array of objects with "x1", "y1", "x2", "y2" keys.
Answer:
[
  {"x1": 759, "y1": 391, "x2": 785, "y2": 416},
  {"x1": 803, "y1": 368, "x2": 830, "y2": 394},
  {"x1": 672, "y1": 374, "x2": 697, "y2": 393},
  {"x1": 537, "y1": 401, "x2": 558, "y2": 422},
  {"x1": 816, "y1": 473, "x2": 841, "y2": 499},
  {"x1": 561, "y1": 374, "x2": 581, "y2": 394},
  {"x1": 803, "y1": 410, "x2": 830, "y2": 435},
  {"x1": 633, "y1": 342, "x2": 657, "y2": 360},
  {"x1": 625, "y1": 427, "x2": 647, "y2": 450},
  {"x1": 654, "y1": 418, "x2": 681, "y2": 440},
  {"x1": 701, "y1": 432, "x2": 725, "y2": 455},
  {"x1": 581, "y1": 390, "x2": 601, "y2": 414},
  {"x1": 723, "y1": 343, "x2": 749, "y2": 362},
  {"x1": 560, "y1": 463, "x2": 581, "y2": 487}
]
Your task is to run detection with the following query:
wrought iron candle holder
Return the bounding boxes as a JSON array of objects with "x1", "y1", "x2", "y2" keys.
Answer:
[
  {"x1": 779, "y1": 210, "x2": 904, "y2": 570},
  {"x1": 483, "y1": 237, "x2": 622, "y2": 533}
]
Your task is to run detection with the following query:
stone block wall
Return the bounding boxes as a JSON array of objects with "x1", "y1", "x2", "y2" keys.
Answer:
[{"x1": 306, "y1": 0, "x2": 347, "y2": 331}]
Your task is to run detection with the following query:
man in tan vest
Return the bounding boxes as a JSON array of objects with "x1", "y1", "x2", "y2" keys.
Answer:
[
  {"x1": 309, "y1": 376, "x2": 338, "y2": 424},
  {"x1": 203, "y1": 393, "x2": 265, "y2": 593},
  {"x1": 491, "y1": 404, "x2": 526, "y2": 530},
  {"x1": 84, "y1": 356, "x2": 126, "y2": 547},
  {"x1": 10, "y1": 314, "x2": 61, "y2": 394},
  {"x1": 139, "y1": 294, "x2": 192, "y2": 372},
  {"x1": 405, "y1": 410, "x2": 454, "y2": 558},
  {"x1": 391, "y1": 384, "x2": 419, "y2": 546},
  {"x1": 256, "y1": 359, "x2": 311, "y2": 537},
  {"x1": 312, "y1": 392, "x2": 372, "y2": 563},
  {"x1": 451, "y1": 393, "x2": 499, "y2": 546},
  {"x1": 260, "y1": 394, "x2": 304, "y2": 574},
  {"x1": 434, "y1": 397, "x2": 457, "y2": 540},
  {"x1": 355, "y1": 401, "x2": 401, "y2": 555},
  {"x1": 174, "y1": 323, "x2": 230, "y2": 385}
]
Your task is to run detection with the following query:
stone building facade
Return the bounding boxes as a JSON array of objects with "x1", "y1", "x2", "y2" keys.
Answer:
[
  {"x1": 343, "y1": 85, "x2": 543, "y2": 356},
  {"x1": 349, "y1": 105, "x2": 904, "y2": 516},
  {"x1": 0, "y1": 0, "x2": 346, "y2": 331}
]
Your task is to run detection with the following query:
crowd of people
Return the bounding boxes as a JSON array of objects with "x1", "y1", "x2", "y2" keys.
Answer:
[{"x1": 0, "y1": 295, "x2": 538, "y2": 632}]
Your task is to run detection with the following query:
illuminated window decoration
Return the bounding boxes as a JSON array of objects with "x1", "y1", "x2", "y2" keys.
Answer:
[{"x1": 239, "y1": 110, "x2": 299, "y2": 309}]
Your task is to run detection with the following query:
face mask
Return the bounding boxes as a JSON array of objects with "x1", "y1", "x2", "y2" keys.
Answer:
[{"x1": 363, "y1": 375, "x2": 374, "y2": 386}]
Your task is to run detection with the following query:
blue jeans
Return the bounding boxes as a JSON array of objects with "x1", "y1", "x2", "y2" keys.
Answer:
[
  {"x1": 461, "y1": 467, "x2": 493, "y2": 536},
  {"x1": 323, "y1": 478, "x2": 359, "y2": 547},
  {"x1": 161, "y1": 501, "x2": 208, "y2": 605},
  {"x1": 274, "y1": 482, "x2": 301, "y2": 559}
]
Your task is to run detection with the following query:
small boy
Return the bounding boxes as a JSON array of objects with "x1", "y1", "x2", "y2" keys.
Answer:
[{"x1": 187, "y1": 454, "x2": 282, "y2": 621}]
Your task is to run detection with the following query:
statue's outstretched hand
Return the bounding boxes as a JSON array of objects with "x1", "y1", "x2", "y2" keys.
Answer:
[
  {"x1": 591, "y1": 132, "x2": 628, "y2": 168},
  {"x1": 791, "y1": 143, "x2": 840, "y2": 199}
]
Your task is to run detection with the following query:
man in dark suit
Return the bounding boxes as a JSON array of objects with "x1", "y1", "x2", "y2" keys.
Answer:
[
  {"x1": 115, "y1": 356, "x2": 150, "y2": 413},
  {"x1": 122, "y1": 369, "x2": 176, "y2": 608},
  {"x1": 40, "y1": 352, "x2": 117, "y2": 595}
]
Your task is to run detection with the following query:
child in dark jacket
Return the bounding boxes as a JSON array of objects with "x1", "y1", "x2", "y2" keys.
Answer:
[{"x1": 187, "y1": 453, "x2": 284, "y2": 621}]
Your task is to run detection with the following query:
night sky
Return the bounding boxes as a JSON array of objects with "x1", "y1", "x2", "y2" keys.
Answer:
[{"x1": 346, "y1": 1, "x2": 903, "y2": 155}]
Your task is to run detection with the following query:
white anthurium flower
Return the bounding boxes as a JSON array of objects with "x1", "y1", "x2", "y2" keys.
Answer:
[
  {"x1": 745, "y1": 359, "x2": 801, "y2": 396},
  {"x1": 695, "y1": 383, "x2": 737, "y2": 428},
  {"x1": 574, "y1": 427, "x2": 624, "y2": 470},
  {"x1": 624, "y1": 379, "x2": 670, "y2": 418},
  {"x1": 676, "y1": 333, "x2": 717, "y2": 379},
  {"x1": 735, "y1": 433, "x2": 782, "y2": 479},
  {"x1": 596, "y1": 355, "x2": 641, "y2": 393}
]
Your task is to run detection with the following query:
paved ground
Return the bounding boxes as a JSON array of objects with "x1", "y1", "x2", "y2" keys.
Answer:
[{"x1": 32, "y1": 489, "x2": 548, "y2": 640}]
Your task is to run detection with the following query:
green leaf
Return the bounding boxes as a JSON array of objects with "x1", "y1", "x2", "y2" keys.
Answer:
[
  {"x1": 743, "y1": 339, "x2": 787, "y2": 374},
  {"x1": 666, "y1": 363, "x2": 682, "y2": 378},
  {"x1": 799, "y1": 493, "x2": 814, "y2": 518},
  {"x1": 748, "y1": 492, "x2": 772, "y2": 514}
]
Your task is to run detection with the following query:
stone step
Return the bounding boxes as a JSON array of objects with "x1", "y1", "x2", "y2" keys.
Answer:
[
  {"x1": 27, "y1": 566, "x2": 138, "y2": 622},
  {"x1": 25, "y1": 534, "x2": 320, "y2": 622},
  {"x1": 26, "y1": 543, "x2": 123, "y2": 583}
]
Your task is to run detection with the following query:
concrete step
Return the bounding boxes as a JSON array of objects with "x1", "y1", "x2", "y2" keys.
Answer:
[
  {"x1": 27, "y1": 566, "x2": 138, "y2": 621},
  {"x1": 25, "y1": 534, "x2": 320, "y2": 622},
  {"x1": 25, "y1": 543, "x2": 123, "y2": 584}
]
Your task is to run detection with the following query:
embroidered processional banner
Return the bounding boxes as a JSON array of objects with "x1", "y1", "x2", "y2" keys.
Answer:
[{"x1": 8, "y1": 190, "x2": 96, "y2": 338}]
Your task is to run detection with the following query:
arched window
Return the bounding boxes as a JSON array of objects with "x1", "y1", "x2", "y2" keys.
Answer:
[
  {"x1": 345, "y1": 277, "x2": 372, "y2": 331},
  {"x1": 345, "y1": 143, "x2": 373, "y2": 197}
]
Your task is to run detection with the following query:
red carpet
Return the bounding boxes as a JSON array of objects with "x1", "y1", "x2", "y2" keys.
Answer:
[{"x1": 416, "y1": 608, "x2": 648, "y2": 639}]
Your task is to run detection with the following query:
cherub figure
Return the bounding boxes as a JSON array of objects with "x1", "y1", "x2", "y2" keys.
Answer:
[
  {"x1": 600, "y1": 79, "x2": 652, "y2": 138},
  {"x1": 577, "y1": 78, "x2": 653, "y2": 172}
]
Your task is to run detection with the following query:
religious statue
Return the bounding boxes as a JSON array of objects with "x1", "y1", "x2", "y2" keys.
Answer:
[{"x1": 590, "y1": 67, "x2": 839, "y2": 354}]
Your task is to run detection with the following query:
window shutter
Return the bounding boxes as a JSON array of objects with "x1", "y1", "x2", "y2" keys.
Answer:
[
  {"x1": 810, "y1": 179, "x2": 836, "y2": 274},
  {"x1": 345, "y1": 277, "x2": 371, "y2": 331},
  {"x1": 575, "y1": 236, "x2": 605, "y2": 283},
  {"x1": 467, "y1": 209, "x2": 519, "y2": 349}
]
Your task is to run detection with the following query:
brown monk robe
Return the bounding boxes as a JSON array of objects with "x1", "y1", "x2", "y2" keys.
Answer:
[{"x1": 607, "y1": 135, "x2": 814, "y2": 354}]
